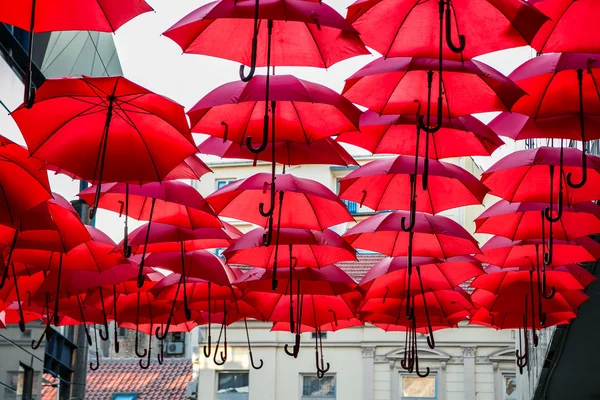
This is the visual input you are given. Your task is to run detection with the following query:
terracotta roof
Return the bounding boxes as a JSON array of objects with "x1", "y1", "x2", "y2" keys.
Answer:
[
  {"x1": 42, "y1": 359, "x2": 193, "y2": 400},
  {"x1": 338, "y1": 253, "x2": 386, "y2": 281}
]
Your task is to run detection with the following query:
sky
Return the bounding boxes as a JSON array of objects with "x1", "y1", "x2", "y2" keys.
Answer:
[{"x1": 2, "y1": 0, "x2": 539, "y2": 242}]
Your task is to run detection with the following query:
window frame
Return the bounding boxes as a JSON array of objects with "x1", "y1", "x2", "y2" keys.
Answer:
[
  {"x1": 300, "y1": 373, "x2": 336, "y2": 400},
  {"x1": 399, "y1": 374, "x2": 438, "y2": 400},
  {"x1": 502, "y1": 373, "x2": 517, "y2": 400},
  {"x1": 216, "y1": 179, "x2": 236, "y2": 191},
  {"x1": 215, "y1": 371, "x2": 250, "y2": 399},
  {"x1": 112, "y1": 393, "x2": 139, "y2": 400}
]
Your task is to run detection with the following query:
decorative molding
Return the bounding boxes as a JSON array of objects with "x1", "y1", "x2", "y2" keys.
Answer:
[
  {"x1": 375, "y1": 356, "x2": 388, "y2": 363},
  {"x1": 493, "y1": 362, "x2": 499, "y2": 371},
  {"x1": 440, "y1": 361, "x2": 447, "y2": 371},
  {"x1": 462, "y1": 346, "x2": 477, "y2": 358},
  {"x1": 361, "y1": 346, "x2": 376, "y2": 358}
]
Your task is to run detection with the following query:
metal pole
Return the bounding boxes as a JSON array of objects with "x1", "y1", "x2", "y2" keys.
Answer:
[{"x1": 68, "y1": 180, "x2": 91, "y2": 400}]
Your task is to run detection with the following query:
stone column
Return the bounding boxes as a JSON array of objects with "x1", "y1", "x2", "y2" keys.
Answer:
[
  {"x1": 462, "y1": 347, "x2": 477, "y2": 400},
  {"x1": 362, "y1": 347, "x2": 376, "y2": 400},
  {"x1": 390, "y1": 360, "x2": 399, "y2": 400}
]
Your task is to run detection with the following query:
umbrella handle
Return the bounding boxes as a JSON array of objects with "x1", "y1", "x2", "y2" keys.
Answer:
[
  {"x1": 415, "y1": 354, "x2": 431, "y2": 378},
  {"x1": 246, "y1": 115, "x2": 270, "y2": 154},
  {"x1": 213, "y1": 323, "x2": 227, "y2": 366},
  {"x1": 31, "y1": 328, "x2": 46, "y2": 350},
  {"x1": 76, "y1": 294, "x2": 93, "y2": 346},
  {"x1": 89, "y1": 346, "x2": 100, "y2": 371},
  {"x1": 98, "y1": 289, "x2": 110, "y2": 341},
  {"x1": 157, "y1": 340, "x2": 164, "y2": 365},
  {"x1": 567, "y1": 69, "x2": 588, "y2": 189},
  {"x1": 284, "y1": 334, "x2": 300, "y2": 358},
  {"x1": 444, "y1": 1, "x2": 466, "y2": 53},
  {"x1": 139, "y1": 339, "x2": 152, "y2": 369},
  {"x1": 203, "y1": 284, "x2": 212, "y2": 358},
  {"x1": 543, "y1": 193, "x2": 563, "y2": 223},
  {"x1": 401, "y1": 176, "x2": 417, "y2": 232},
  {"x1": 417, "y1": 72, "x2": 443, "y2": 135},
  {"x1": 245, "y1": 319, "x2": 264, "y2": 370},
  {"x1": 23, "y1": 0, "x2": 36, "y2": 109},
  {"x1": 221, "y1": 121, "x2": 229, "y2": 142},
  {"x1": 134, "y1": 331, "x2": 147, "y2": 358},
  {"x1": 238, "y1": 0, "x2": 260, "y2": 82},
  {"x1": 137, "y1": 198, "x2": 156, "y2": 288},
  {"x1": 542, "y1": 273, "x2": 556, "y2": 300}
]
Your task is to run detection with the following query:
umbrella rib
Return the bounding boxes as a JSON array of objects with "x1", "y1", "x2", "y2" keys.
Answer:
[
  {"x1": 93, "y1": 0, "x2": 117, "y2": 32},
  {"x1": 374, "y1": 174, "x2": 396, "y2": 211},
  {"x1": 304, "y1": 24, "x2": 328, "y2": 69},
  {"x1": 117, "y1": 96, "x2": 190, "y2": 137},
  {"x1": 536, "y1": 2, "x2": 575, "y2": 53},
  {"x1": 383, "y1": 0, "x2": 422, "y2": 59},
  {"x1": 507, "y1": 165, "x2": 534, "y2": 203},
  {"x1": 532, "y1": 73, "x2": 558, "y2": 120},
  {"x1": 238, "y1": 102, "x2": 262, "y2": 146},
  {"x1": 113, "y1": 101, "x2": 162, "y2": 182},
  {"x1": 290, "y1": 102, "x2": 311, "y2": 145},
  {"x1": 28, "y1": 103, "x2": 105, "y2": 157}
]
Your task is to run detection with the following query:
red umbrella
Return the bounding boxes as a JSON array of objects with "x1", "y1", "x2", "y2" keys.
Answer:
[
  {"x1": 476, "y1": 236, "x2": 600, "y2": 268},
  {"x1": 470, "y1": 307, "x2": 576, "y2": 331},
  {"x1": 11, "y1": 76, "x2": 197, "y2": 219},
  {"x1": 163, "y1": 0, "x2": 368, "y2": 70},
  {"x1": 188, "y1": 75, "x2": 361, "y2": 150},
  {"x1": 79, "y1": 180, "x2": 222, "y2": 257},
  {"x1": 502, "y1": 53, "x2": 600, "y2": 188},
  {"x1": 343, "y1": 211, "x2": 481, "y2": 258},
  {"x1": 342, "y1": 56, "x2": 525, "y2": 117},
  {"x1": 359, "y1": 256, "x2": 483, "y2": 300},
  {"x1": 0, "y1": 136, "x2": 52, "y2": 226},
  {"x1": 0, "y1": 193, "x2": 91, "y2": 288},
  {"x1": 224, "y1": 227, "x2": 356, "y2": 289},
  {"x1": 144, "y1": 250, "x2": 235, "y2": 287},
  {"x1": 475, "y1": 200, "x2": 600, "y2": 241},
  {"x1": 234, "y1": 265, "x2": 358, "y2": 296},
  {"x1": 346, "y1": 0, "x2": 548, "y2": 61},
  {"x1": 339, "y1": 155, "x2": 489, "y2": 214},
  {"x1": 271, "y1": 318, "x2": 363, "y2": 333},
  {"x1": 531, "y1": 0, "x2": 599, "y2": 54},
  {"x1": 198, "y1": 136, "x2": 357, "y2": 167},
  {"x1": 207, "y1": 173, "x2": 353, "y2": 237},
  {"x1": 47, "y1": 154, "x2": 212, "y2": 182},
  {"x1": 481, "y1": 147, "x2": 600, "y2": 205},
  {"x1": 0, "y1": 0, "x2": 152, "y2": 107},
  {"x1": 337, "y1": 111, "x2": 503, "y2": 158}
]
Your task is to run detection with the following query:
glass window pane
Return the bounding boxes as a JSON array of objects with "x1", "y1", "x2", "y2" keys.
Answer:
[
  {"x1": 402, "y1": 376, "x2": 436, "y2": 398},
  {"x1": 504, "y1": 375, "x2": 517, "y2": 400},
  {"x1": 217, "y1": 372, "x2": 249, "y2": 394},
  {"x1": 302, "y1": 375, "x2": 335, "y2": 397}
]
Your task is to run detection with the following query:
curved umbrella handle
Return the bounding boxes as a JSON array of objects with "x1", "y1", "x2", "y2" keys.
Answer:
[
  {"x1": 284, "y1": 334, "x2": 300, "y2": 358},
  {"x1": 567, "y1": 151, "x2": 588, "y2": 188},
  {"x1": 543, "y1": 193, "x2": 562, "y2": 223},
  {"x1": 31, "y1": 328, "x2": 46, "y2": 350},
  {"x1": 542, "y1": 274, "x2": 556, "y2": 300},
  {"x1": 213, "y1": 323, "x2": 226, "y2": 366},
  {"x1": 259, "y1": 181, "x2": 277, "y2": 218},
  {"x1": 567, "y1": 69, "x2": 588, "y2": 189},
  {"x1": 98, "y1": 289, "x2": 110, "y2": 341},
  {"x1": 401, "y1": 175, "x2": 417, "y2": 232},
  {"x1": 244, "y1": 319, "x2": 264, "y2": 370},
  {"x1": 444, "y1": 2, "x2": 466, "y2": 53},
  {"x1": 415, "y1": 355, "x2": 431, "y2": 378},
  {"x1": 90, "y1": 326, "x2": 100, "y2": 371},
  {"x1": 134, "y1": 331, "x2": 147, "y2": 358},
  {"x1": 139, "y1": 339, "x2": 152, "y2": 370},
  {"x1": 417, "y1": 96, "x2": 443, "y2": 135},
  {"x1": 155, "y1": 276, "x2": 180, "y2": 341},
  {"x1": 157, "y1": 340, "x2": 164, "y2": 365},
  {"x1": 238, "y1": 0, "x2": 260, "y2": 82},
  {"x1": 203, "y1": 283, "x2": 212, "y2": 358},
  {"x1": 246, "y1": 115, "x2": 269, "y2": 154}
]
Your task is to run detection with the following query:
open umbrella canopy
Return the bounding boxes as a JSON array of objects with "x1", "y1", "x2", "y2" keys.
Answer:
[
  {"x1": 224, "y1": 227, "x2": 356, "y2": 269},
  {"x1": 0, "y1": 0, "x2": 153, "y2": 32},
  {"x1": 207, "y1": 173, "x2": 353, "y2": 230},
  {"x1": 163, "y1": 0, "x2": 368, "y2": 68},
  {"x1": 0, "y1": 136, "x2": 52, "y2": 226},
  {"x1": 531, "y1": 0, "x2": 600, "y2": 54},
  {"x1": 470, "y1": 268, "x2": 593, "y2": 295},
  {"x1": 188, "y1": 75, "x2": 361, "y2": 145},
  {"x1": 12, "y1": 76, "x2": 197, "y2": 184},
  {"x1": 505, "y1": 53, "x2": 600, "y2": 123},
  {"x1": 359, "y1": 256, "x2": 483, "y2": 299},
  {"x1": 346, "y1": 0, "x2": 548, "y2": 60},
  {"x1": 469, "y1": 308, "x2": 576, "y2": 330},
  {"x1": 481, "y1": 147, "x2": 600, "y2": 204},
  {"x1": 198, "y1": 136, "x2": 357, "y2": 167},
  {"x1": 343, "y1": 211, "x2": 481, "y2": 257},
  {"x1": 123, "y1": 222, "x2": 241, "y2": 254},
  {"x1": 234, "y1": 265, "x2": 358, "y2": 296},
  {"x1": 339, "y1": 156, "x2": 489, "y2": 213},
  {"x1": 476, "y1": 236, "x2": 600, "y2": 268},
  {"x1": 337, "y1": 111, "x2": 504, "y2": 158},
  {"x1": 271, "y1": 318, "x2": 363, "y2": 333},
  {"x1": 471, "y1": 289, "x2": 588, "y2": 314},
  {"x1": 143, "y1": 250, "x2": 236, "y2": 287},
  {"x1": 342, "y1": 57, "x2": 525, "y2": 116},
  {"x1": 79, "y1": 181, "x2": 222, "y2": 229},
  {"x1": 475, "y1": 200, "x2": 600, "y2": 241}
]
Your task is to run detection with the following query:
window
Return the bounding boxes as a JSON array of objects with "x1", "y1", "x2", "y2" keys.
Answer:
[
  {"x1": 302, "y1": 375, "x2": 336, "y2": 400},
  {"x1": 215, "y1": 248, "x2": 226, "y2": 258},
  {"x1": 503, "y1": 375, "x2": 517, "y2": 400},
  {"x1": 400, "y1": 375, "x2": 437, "y2": 399},
  {"x1": 4, "y1": 364, "x2": 39, "y2": 400},
  {"x1": 311, "y1": 332, "x2": 327, "y2": 340},
  {"x1": 216, "y1": 372, "x2": 249, "y2": 400},
  {"x1": 118, "y1": 328, "x2": 128, "y2": 337},
  {"x1": 216, "y1": 179, "x2": 236, "y2": 190},
  {"x1": 170, "y1": 332, "x2": 185, "y2": 342},
  {"x1": 336, "y1": 179, "x2": 358, "y2": 215},
  {"x1": 112, "y1": 394, "x2": 138, "y2": 400}
]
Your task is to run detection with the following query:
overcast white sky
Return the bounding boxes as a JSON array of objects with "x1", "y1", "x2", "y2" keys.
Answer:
[{"x1": 2, "y1": 0, "x2": 537, "y2": 241}]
